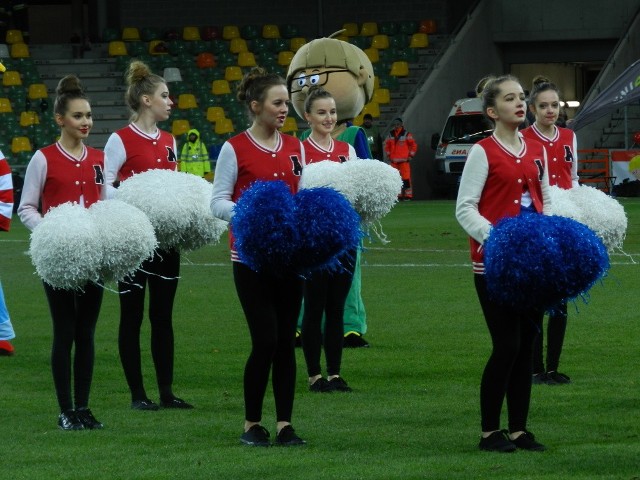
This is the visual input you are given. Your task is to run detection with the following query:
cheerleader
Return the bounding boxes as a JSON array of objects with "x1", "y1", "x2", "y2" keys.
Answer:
[
  {"x1": 211, "y1": 67, "x2": 306, "y2": 447},
  {"x1": 0, "y1": 149, "x2": 15, "y2": 356},
  {"x1": 18, "y1": 75, "x2": 105, "y2": 430}
]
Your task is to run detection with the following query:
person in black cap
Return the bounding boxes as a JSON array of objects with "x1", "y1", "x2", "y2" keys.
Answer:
[{"x1": 384, "y1": 117, "x2": 417, "y2": 200}]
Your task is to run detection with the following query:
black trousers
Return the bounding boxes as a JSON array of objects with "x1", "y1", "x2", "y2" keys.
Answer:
[
  {"x1": 44, "y1": 281, "x2": 103, "y2": 412},
  {"x1": 233, "y1": 262, "x2": 303, "y2": 423},
  {"x1": 533, "y1": 303, "x2": 568, "y2": 373},
  {"x1": 118, "y1": 248, "x2": 180, "y2": 402},
  {"x1": 474, "y1": 274, "x2": 540, "y2": 432}
]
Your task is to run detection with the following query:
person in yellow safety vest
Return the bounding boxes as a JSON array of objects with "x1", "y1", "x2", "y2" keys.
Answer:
[
  {"x1": 179, "y1": 128, "x2": 211, "y2": 179},
  {"x1": 384, "y1": 117, "x2": 417, "y2": 200}
]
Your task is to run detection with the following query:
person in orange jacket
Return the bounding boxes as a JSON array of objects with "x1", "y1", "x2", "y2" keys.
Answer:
[{"x1": 384, "y1": 117, "x2": 417, "y2": 200}]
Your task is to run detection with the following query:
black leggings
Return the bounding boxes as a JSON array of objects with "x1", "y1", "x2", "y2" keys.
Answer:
[
  {"x1": 533, "y1": 303, "x2": 568, "y2": 373},
  {"x1": 474, "y1": 274, "x2": 540, "y2": 432},
  {"x1": 44, "y1": 281, "x2": 103, "y2": 412},
  {"x1": 301, "y1": 251, "x2": 356, "y2": 377},
  {"x1": 118, "y1": 249, "x2": 180, "y2": 402},
  {"x1": 233, "y1": 262, "x2": 303, "y2": 423}
]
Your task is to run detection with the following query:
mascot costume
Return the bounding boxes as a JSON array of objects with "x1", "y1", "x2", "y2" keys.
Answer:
[{"x1": 287, "y1": 33, "x2": 375, "y2": 347}]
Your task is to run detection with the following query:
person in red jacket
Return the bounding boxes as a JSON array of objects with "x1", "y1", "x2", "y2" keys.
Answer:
[
  {"x1": 384, "y1": 117, "x2": 417, "y2": 200},
  {"x1": 0, "y1": 148, "x2": 15, "y2": 356}
]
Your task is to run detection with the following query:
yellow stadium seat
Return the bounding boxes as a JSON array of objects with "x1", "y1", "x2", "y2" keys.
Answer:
[
  {"x1": 2, "y1": 71, "x2": 21, "y2": 86},
  {"x1": 364, "y1": 47, "x2": 379, "y2": 63},
  {"x1": 280, "y1": 116, "x2": 298, "y2": 133},
  {"x1": 229, "y1": 37, "x2": 248, "y2": 54},
  {"x1": 0, "y1": 98, "x2": 13, "y2": 113},
  {"x1": 361, "y1": 101, "x2": 380, "y2": 118},
  {"x1": 171, "y1": 119, "x2": 190, "y2": 136},
  {"x1": 149, "y1": 39, "x2": 169, "y2": 55},
  {"x1": 215, "y1": 117, "x2": 234, "y2": 135},
  {"x1": 20, "y1": 111, "x2": 39, "y2": 127},
  {"x1": 11, "y1": 136, "x2": 32, "y2": 153},
  {"x1": 290, "y1": 37, "x2": 306, "y2": 52},
  {"x1": 262, "y1": 24, "x2": 280, "y2": 39},
  {"x1": 225, "y1": 65, "x2": 243, "y2": 82},
  {"x1": 390, "y1": 61, "x2": 409, "y2": 77},
  {"x1": 122, "y1": 27, "x2": 140, "y2": 41},
  {"x1": 28, "y1": 83, "x2": 48, "y2": 100},
  {"x1": 360, "y1": 22, "x2": 378, "y2": 36},
  {"x1": 206, "y1": 106, "x2": 225, "y2": 123},
  {"x1": 211, "y1": 79, "x2": 231, "y2": 95},
  {"x1": 237, "y1": 51, "x2": 257, "y2": 67},
  {"x1": 277, "y1": 50, "x2": 294, "y2": 66},
  {"x1": 372, "y1": 88, "x2": 390, "y2": 104},
  {"x1": 10, "y1": 42, "x2": 29, "y2": 58},
  {"x1": 353, "y1": 112, "x2": 364, "y2": 126},
  {"x1": 177, "y1": 94, "x2": 197, "y2": 109},
  {"x1": 182, "y1": 26, "x2": 201, "y2": 41},
  {"x1": 341, "y1": 23, "x2": 359, "y2": 37},
  {"x1": 409, "y1": 32, "x2": 429, "y2": 48},
  {"x1": 373, "y1": 76, "x2": 380, "y2": 90},
  {"x1": 222, "y1": 25, "x2": 240, "y2": 40},
  {"x1": 370, "y1": 34, "x2": 389, "y2": 49},
  {"x1": 108, "y1": 41, "x2": 128, "y2": 56},
  {"x1": 5, "y1": 29, "x2": 23, "y2": 44}
]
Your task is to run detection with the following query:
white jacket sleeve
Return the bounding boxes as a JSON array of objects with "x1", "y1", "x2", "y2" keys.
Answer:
[
  {"x1": 455, "y1": 144, "x2": 492, "y2": 244},
  {"x1": 570, "y1": 132, "x2": 580, "y2": 188},
  {"x1": 103, "y1": 133, "x2": 126, "y2": 199},
  {"x1": 210, "y1": 141, "x2": 238, "y2": 222},
  {"x1": 17, "y1": 151, "x2": 47, "y2": 231}
]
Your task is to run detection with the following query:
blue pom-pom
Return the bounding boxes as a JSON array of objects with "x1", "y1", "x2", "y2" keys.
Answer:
[
  {"x1": 293, "y1": 187, "x2": 362, "y2": 275},
  {"x1": 231, "y1": 180, "x2": 298, "y2": 273},
  {"x1": 484, "y1": 213, "x2": 609, "y2": 311}
]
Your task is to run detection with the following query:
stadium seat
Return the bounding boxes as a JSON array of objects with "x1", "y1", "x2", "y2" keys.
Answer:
[
  {"x1": 171, "y1": 119, "x2": 190, "y2": 136},
  {"x1": 189, "y1": 40, "x2": 209, "y2": 55},
  {"x1": 222, "y1": 25, "x2": 240, "y2": 40},
  {"x1": 102, "y1": 27, "x2": 119, "y2": 42},
  {"x1": 28, "y1": 83, "x2": 48, "y2": 100},
  {"x1": 5, "y1": 29, "x2": 23, "y2": 44},
  {"x1": 372, "y1": 88, "x2": 390, "y2": 104},
  {"x1": 281, "y1": 116, "x2": 298, "y2": 134},
  {"x1": 2, "y1": 71, "x2": 21, "y2": 86},
  {"x1": 108, "y1": 41, "x2": 128, "y2": 57},
  {"x1": 214, "y1": 117, "x2": 234, "y2": 135},
  {"x1": 237, "y1": 51, "x2": 257, "y2": 67},
  {"x1": 409, "y1": 33, "x2": 429, "y2": 48},
  {"x1": 262, "y1": 24, "x2": 280, "y2": 39},
  {"x1": 240, "y1": 25, "x2": 260, "y2": 40},
  {"x1": 389, "y1": 34, "x2": 409, "y2": 49},
  {"x1": 380, "y1": 21, "x2": 398, "y2": 36},
  {"x1": 389, "y1": 61, "x2": 409, "y2": 77},
  {"x1": 122, "y1": 27, "x2": 140, "y2": 41},
  {"x1": 230, "y1": 38, "x2": 248, "y2": 54},
  {"x1": 277, "y1": 51, "x2": 294, "y2": 66},
  {"x1": 370, "y1": 34, "x2": 389, "y2": 50},
  {"x1": 163, "y1": 67, "x2": 183, "y2": 83},
  {"x1": 290, "y1": 37, "x2": 306, "y2": 52},
  {"x1": 141, "y1": 27, "x2": 160, "y2": 42},
  {"x1": 341, "y1": 23, "x2": 359, "y2": 37},
  {"x1": 360, "y1": 22, "x2": 378, "y2": 36},
  {"x1": 201, "y1": 25, "x2": 221, "y2": 41},
  {"x1": 0, "y1": 98, "x2": 13, "y2": 113},
  {"x1": 127, "y1": 41, "x2": 146, "y2": 57},
  {"x1": 196, "y1": 53, "x2": 216, "y2": 69},
  {"x1": 10, "y1": 43, "x2": 29, "y2": 58},
  {"x1": 19, "y1": 111, "x2": 39, "y2": 127},
  {"x1": 281, "y1": 24, "x2": 300, "y2": 39},
  {"x1": 398, "y1": 21, "x2": 418, "y2": 35},
  {"x1": 178, "y1": 94, "x2": 197, "y2": 109},
  {"x1": 149, "y1": 39, "x2": 168, "y2": 55},
  {"x1": 182, "y1": 26, "x2": 201, "y2": 41},
  {"x1": 419, "y1": 19, "x2": 437, "y2": 34},
  {"x1": 0, "y1": 43, "x2": 8, "y2": 58},
  {"x1": 211, "y1": 79, "x2": 232, "y2": 95},
  {"x1": 364, "y1": 47, "x2": 379, "y2": 63},
  {"x1": 224, "y1": 66, "x2": 243, "y2": 82},
  {"x1": 361, "y1": 101, "x2": 380, "y2": 118},
  {"x1": 206, "y1": 106, "x2": 225, "y2": 123},
  {"x1": 11, "y1": 136, "x2": 32, "y2": 153}
]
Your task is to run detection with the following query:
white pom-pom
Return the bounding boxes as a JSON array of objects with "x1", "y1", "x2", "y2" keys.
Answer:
[
  {"x1": 88, "y1": 200, "x2": 157, "y2": 282},
  {"x1": 568, "y1": 185, "x2": 627, "y2": 252},
  {"x1": 547, "y1": 185, "x2": 582, "y2": 221},
  {"x1": 300, "y1": 160, "x2": 357, "y2": 203},
  {"x1": 115, "y1": 169, "x2": 227, "y2": 251},
  {"x1": 30, "y1": 202, "x2": 102, "y2": 290}
]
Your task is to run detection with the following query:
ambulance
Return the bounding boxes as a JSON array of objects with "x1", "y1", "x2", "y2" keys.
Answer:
[{"x1": 431, "y1": 97, "x2": 492, "y2": 196}]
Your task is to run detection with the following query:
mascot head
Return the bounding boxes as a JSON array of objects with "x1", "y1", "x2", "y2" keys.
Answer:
[{"x1": 286, "y1": 32, "x2": 375, "y2": 123}]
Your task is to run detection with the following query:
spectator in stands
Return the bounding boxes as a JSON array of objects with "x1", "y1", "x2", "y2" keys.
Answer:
[
  {"x1": 385, "y1": 117, "x2": 417, "y2": 200},
  {"x1": 361, "y1": 113, "x2": 383, "y2": 160},
  {"x1": 179, "y1": 128, "x2": 211, "y2": 179}
]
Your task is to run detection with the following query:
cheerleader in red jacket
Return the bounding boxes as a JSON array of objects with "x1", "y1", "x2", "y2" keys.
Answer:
[
  {"x1": 0, "y1": 149, "x2": 15, "y2": 356},
  {"x1": 522, "y1": 79, "x2": 578, "y2": 386},
  {"x1": 104, "y1": 60, "x2": 192, "y2": 412},
  {"x1": 18, "y1": 75, "x2": 106, "y2": 430},
  {"x1": 211, "y1": 67, "x2": 306, "y2": 447},
  {"x1": 456, "y1": 75, "x2": 550, "y2": 453},
  {"x1": 300, "y1": 86, "x2": 356, "y2": 394}
]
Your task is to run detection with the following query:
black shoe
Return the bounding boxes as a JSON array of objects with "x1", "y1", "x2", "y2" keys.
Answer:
[
  {"x1": 545, "y1": 371, "x2": 571, "y2": 385},
  {"x1": 75, "y1": 408, "x2": 104, "y2": 429},
  {"x1": 240, "y1": 425, "x2": 271, "y2": 447},
  {"x1": 58, "y1": 410, "x2": 84, "y2": 431},
  {"x1": 343, "y1": 332, "x2": 370, "y2": 348},
  {"x1": 275, "y1": 425, "x2": 306, "y2": 446},
  {"x1": 479, "y1": 430, "x2": 516, "y2": 452},
  {"x1": 532, "y1": 372, "x2": 548, "y2": 384},
  {"x1": 131, "y1": 399, "x2": 159, "y2": 411},
  {"x1": 511, "y1": 431, "x2": 546, "y2": 451},
  {"x1": 160, "y1": 397, "x2": 194, "y2": 409},
  {"x1": 327, "y1": 376, "x2": 352, "y2": 392},
  {"x1": 309, "y1": 377, "x2": 332, "y2": 393}
]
